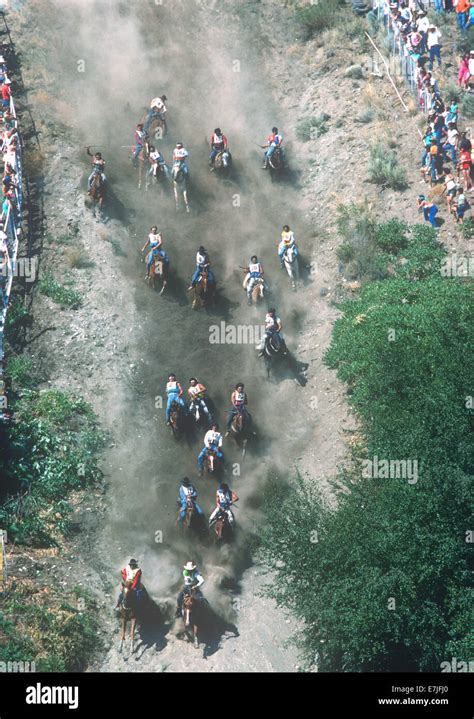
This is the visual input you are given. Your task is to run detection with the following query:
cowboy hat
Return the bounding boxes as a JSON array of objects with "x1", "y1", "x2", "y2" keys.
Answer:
[{"x1": 184, "y1": 561, "x2": 196, "y2": 571}]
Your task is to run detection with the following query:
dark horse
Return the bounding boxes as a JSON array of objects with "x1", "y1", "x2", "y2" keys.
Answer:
[
  {"x1": 177, "y1": 497, "x2": 205, "y2": 534},
  {"x1": 88, "y1": 171, "x2": 106, "y2": 220},
  {"x1": 192, "y1": 268, "x2": 216, "y2": 310},
  {"x1": 229, "y1": 408, "x2": 254, "y2": 458},
  {"x1": 268, "y1": 147, "x2": 284, "y2": 183},
  {"x1": 259, "y1": 332, "x2": 308, "y2": 386},
  {"x1": 213, "y1": 508, "x2": 233, "y2": 544},
  {"x1": 169, "y1": 400, "x2": 186, "y2": 438}
]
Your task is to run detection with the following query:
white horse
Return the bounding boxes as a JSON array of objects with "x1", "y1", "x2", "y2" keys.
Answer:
[
  {"x1": 171, "y1": 162, "x2": 190, "y2": 213},
  {"x1": 282, "y1": 245, "x2": 299, "y2": 291}
]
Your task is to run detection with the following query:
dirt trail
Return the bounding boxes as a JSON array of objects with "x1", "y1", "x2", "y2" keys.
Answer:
[{"x1": 7, "y1": 0, "x2": 354, "y2": 671}]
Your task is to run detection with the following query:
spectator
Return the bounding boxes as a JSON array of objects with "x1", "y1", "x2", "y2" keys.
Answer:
[
  {"x1": 443, "y1": 122, "x2": 460, "y2": 164},
  {"x1": 427, "y1": 25, "x2": 442, "y2": 70},
  {"x1": 453, "y1": 191, "x2": 469, "y2": 223},
  {"x1": 455, "y1": 0, "x2": 470, "y2": 31},
  {"x1": 457, "y1": 145, "x2": 473, "y2": 190},
  {"x1": 417, "y1": 195, "x2": 439, "y2": 228},
  {"x1": 466, "y1": 2, "x2": 474, "y2": 29},
  {"x1": 458, "y1": 53, "x2": 470, "y2": 89},
  {"x1": 0, "y1": 78, "x2": 11, "y2": 111},
  {"x1": 416, "y1": 11, "x2": 430, "y2": 52},
  {"x1": 434, "y1": 0, "x2": 445, "y2": 12},
  {"x1": 442, "y1": 169, "x2": 458, "y2": 214}
]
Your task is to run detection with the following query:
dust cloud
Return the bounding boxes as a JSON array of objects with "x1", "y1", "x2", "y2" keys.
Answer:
[{"x1": 44, "y1": 0, "x2": 315, "y2": 624}]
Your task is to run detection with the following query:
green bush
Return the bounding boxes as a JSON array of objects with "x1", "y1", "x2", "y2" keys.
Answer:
[
  {"x1": 259, "y1": 274, "x2": 473, "y2": 670},
  {"x1": 0, "y1": 388, "x2": 104, "y2": 545},
  {"x1": 444, "y1": 83, "x2": 463, "y2": 106},
  {"x1": 295, "y1": 0, "x2": 345, "y2": 39},
  {"x1": 0, "y1": 588, "x2": 101, "y2": 672},
  {"x1": 461, "y1": 92, "x2": 474, "y2": 120},
  {"x1": 38, "y1": 272, "x2": 81, "y2": 308},
  {"x1": 296, "y1": 114, "x2": 330, "y2": 142},
  {"x1": 460, "y1": 217, "x2": 474, "y2": 239},
  {"x1": 368, "y1": 143, "x2": 408, "y2": 190},
  {"x1": 5, "y1": 356, "x2": 35, "y2": 387},
  {"x1": 374, "y1": 218, "x2": 408, "y2": 254}
]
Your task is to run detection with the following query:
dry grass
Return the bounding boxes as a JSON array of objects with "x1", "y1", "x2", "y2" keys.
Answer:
[{"x1": 65, "y1": 247, "x2": 93, "y2": 269}]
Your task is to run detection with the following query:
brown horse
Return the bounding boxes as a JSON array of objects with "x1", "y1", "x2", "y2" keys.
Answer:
[
  {"x1": 192, "y1": 269, "x2": 216, "y2": 310},
  {"x1": 88, "y1": 171, "x2": 106, "y2": 219},
  {"x1": 204, "y1": 447, "x2": 221, "y2": 475},
  {"x1": 214, "y1": 509, "x2": 232, "y2": 543},
  {"x1": 182, "y1": 591, "x2": 201, "y2": 649},
  {"x1": 118, "y1": 581, "x2": 137, "y2": 655},
  {"x1": 169, "y1": 400, "x2": 185, "y2": 438},
  {"x1": 148, "y1": 256, "x2": 168, "y2": 295}
]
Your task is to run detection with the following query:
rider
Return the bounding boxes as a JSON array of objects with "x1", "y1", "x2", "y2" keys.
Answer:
[
  {"x1": 172, "y1": 142, "x2": 189, "y2": 176},
  {"x1": 188, "y1": 378, "x2": 212, "y2": 422},
  {"x1": 115, "y1": 558, "x2": 143, "y2": 608},
  {"x1": 175, "y1": 561, "x2": 204, "y2": 617},
  {"x1": 209, "y1": 483, "x2": 239, "y2": 527},
  {"x1": 178, "y1": 477, "x2": 204, "y2": 523},
  {"x1": 148, "y1": 143, "x2": 171, "y2": 182},
  {"x1": 262, "y1": 126, "x2": 284, "y2": 169},
  {"x1": 165, "y1": 373, "x2": 187, "y2": 424},
  {"x1": 278, "y1": 225, "x2": 298, "y2": 266},
  {"x1": 198, "y1": 422, "x2": 223, "y2": 474},
  {"x1": 209, "y1": 127, "x2": 229, "y2": 169},
  {"x1": 141, "y1": 226, "x2": 169, "y2": 280},
  {"x1": 225, "y1": 382, "x2": 250, "y2": 435},
  {"x1": 132, "y1": 123, "x2": 147, "y2": 166},
  {"x1": 188, "y1": 246, "x2": 216, "y2": 290},
  {"x1": 242, "y1": 255, "x2": 265, "y2": 305},
  {"x1": 144, "y1": 94, "x2": 167, "y2": 133},
  {"x1": 86, "y1": 147, "x2": 106, "y2": 190},
  {"x1": 261, "y1": 308, "x2": 287, "y2": 355}
]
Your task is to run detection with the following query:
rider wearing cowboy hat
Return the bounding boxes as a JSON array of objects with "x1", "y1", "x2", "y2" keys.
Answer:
[{"x1": 175, "y1": 561, "x2": 204, "y2": 617}]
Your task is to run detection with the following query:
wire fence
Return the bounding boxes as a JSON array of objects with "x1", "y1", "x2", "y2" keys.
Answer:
[
  {"x1": 371, "y1": 0, "x2": 456, "y2": 114},
  {"x1": 0, "y1": 42, "x2": 23, "y2": 421}
]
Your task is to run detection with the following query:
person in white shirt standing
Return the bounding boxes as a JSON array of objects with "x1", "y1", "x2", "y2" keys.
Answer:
[{"x1": 427, "y1": 25, "x2": 442, "y2": 72}]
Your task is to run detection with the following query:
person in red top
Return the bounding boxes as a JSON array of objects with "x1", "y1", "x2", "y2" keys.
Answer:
[
  {"x1": 457, "y1": 147, "x2": 472, "y2": 191},
  {"x1": 115, "y1": 558, "x2": 143, "y2": 608},
  {"x1": 1, "y1": 79, "x2": 11, "y2": 110}
]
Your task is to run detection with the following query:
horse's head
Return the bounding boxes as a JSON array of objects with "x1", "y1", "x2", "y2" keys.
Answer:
[{"x1": 172, "y1": 163, "x2": 183, "y2": 182}]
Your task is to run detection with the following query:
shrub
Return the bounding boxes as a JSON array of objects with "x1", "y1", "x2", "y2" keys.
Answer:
[
  {"x1": 0, "y1": 388, "x2": 104, "y2": 545},
  {"x1": 65, "y1": 247, "x2": 93, "y2": 269},
  {"x1": 461, "y1": 92, "x2": 474, "y2": 119},
  {"x1": 444, "y1": 83, "x2": 463, "y2": 106},
  {"x1": 374, "y1": 218, "x2": 408, "y2": 254},
  {"x1": 460, "y1": 217, "x2": 474, "y2": 239},
  {"x1": 38, "y1": 272, "x2": 81, "y2": 308},
  {"x1": 296, "y1": 114, "x2": 330, "y2": 142},
  {"x1": 355, "y1": 108, "x2": 375, "y2": 124},
  {"x1": 368, "y1": 142, "x2": 408, "y2": 190},
  {"x1": 295, "y1": 0, "x2": 345, "y2": 39},
  {"x1": 5, "y1": 356, "x2": 35, "y2": 387}
]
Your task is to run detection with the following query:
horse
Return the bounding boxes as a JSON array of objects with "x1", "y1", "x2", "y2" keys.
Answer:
[
  {"x1": 258, "y1": 331, "x2": 289, "y2": 379},
  {"x1": 169, "y1": 400, "x2": 186, "y2": 438},
  {"x1": 214, "y1": 509, "x2": 233, "y2": 544},
  {"x1": 282, "y1": 245, "x2": 300, "y2": 291},
  {"x1": 268, "y1": 147, "x2": 284, "y2": 182},
  {"x1": 141, "y1": 111, "x2": 167, "y2": 141},
  {"x1": 204, "y1": 447, "x2": 221, "y2": 475},
  {"x1": 213, "y1": 149, "x2": 232, "y2": 177},
  {"x1": 88, "y1": 171, "x2": 106, "y2": 220},
  {"x1": 133, "y1": 144, "x2": 148, "y2": 190},
  {"x1": 181, "y1": 590, "x2": 204, "y2": 649},
  {"x1": 171, "y1": 162, "x2": 190, "y2": 213},
  {"x1": 177, "y1": 496, "x2": 205, "y2": 534},
  {"x1": 229, "y1": 408, "x2": 254, "y2": 457},
  {"x1": 117, "y1": 581, "x2": 138, "y2": 655},
  {"x1": 145, "y1": 159, "x2": 169, "y2": 192},
  {"x1": 148, "y1": 256, "x2": 168, "y2": 295},
  {"x1": 192, "y1": 269, "x2": 216, "y2": 310},
  {"x1": 189, "y1": 397, "x2": 213, "y2": 426},
  {"x1": 249, "y1": 277, "x2": 265, "y2": 306}
]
